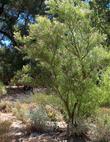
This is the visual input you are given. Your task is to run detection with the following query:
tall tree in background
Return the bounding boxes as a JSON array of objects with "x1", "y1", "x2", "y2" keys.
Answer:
[
  {"x1": 89, "y1": 0, "x2": 110, "y2": 46},
  {"x1": 0, "y1": 0, "x2": 45, "y2": 46},
  {"x1": 0, "y1": 47, "x2": 28, "y2": 84},
  {"x1": 0, "y1": 0, "x2": 46, "y2": 85}
]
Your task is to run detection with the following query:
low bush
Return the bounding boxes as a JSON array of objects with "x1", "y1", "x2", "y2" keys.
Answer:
[
  {"x1": 12, "y1": 102, "x2": 51, "y2": 133},
  {"x1": 26, "y1": 93, "x2": 64, "y2": 121},
  {"x1": 27, "y1": 106, "x2": 49, "y2": 132}
]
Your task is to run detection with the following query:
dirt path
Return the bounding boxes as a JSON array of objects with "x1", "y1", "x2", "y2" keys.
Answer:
[{"x1": 0, "y1": 90, "x2": 66, "y2": 142}]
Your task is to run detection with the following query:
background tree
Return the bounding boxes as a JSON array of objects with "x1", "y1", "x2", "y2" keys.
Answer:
[
  {"x1": 0, "y1": 0, "x2": 45, "y2": 46},
  {"x1": 11, "y1": 60, "x2": 52, "y2": 88},
  {"x1": 89, "y1": 0, "x2": 110, "y2": 46},
  {"x1": 0, "y1": 0, "x2": 47, "y2": 85},
  {"x1": 0, "y1": 47, "x2": 28, "y2": 84}
]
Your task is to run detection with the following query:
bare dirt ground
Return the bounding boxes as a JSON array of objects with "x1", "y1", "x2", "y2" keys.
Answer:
[
  {"x1": 0, "y1": 111, "x2": 66, "y2": 142},
  {"x1": 0, "y1": 88, "x2": 110, "y2": 142},
  {"x1": 0, "y1": 89, "x2": 67, "y2": 142}
]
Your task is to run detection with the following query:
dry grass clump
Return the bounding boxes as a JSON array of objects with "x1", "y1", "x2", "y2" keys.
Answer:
[
  {"x1": 90, "y1": 108, "x2": 110, "y2": 142},
  {"x1": 0, "y1": 101, "x2": 13, "y2": 113},
  {"x1": 12, "y1": 102, "x2": 50, "y2": 133},
  {"x1": 12, "y1": 102, "x2": 29, "y2": 122},
  {"x1": 0, "y1": 120, "x2": 12, "y2": 142}
]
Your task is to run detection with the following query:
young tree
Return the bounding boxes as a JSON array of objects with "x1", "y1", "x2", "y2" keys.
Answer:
[{"x1": 17, "y1": 0, "x2": 110, "y2": 140}]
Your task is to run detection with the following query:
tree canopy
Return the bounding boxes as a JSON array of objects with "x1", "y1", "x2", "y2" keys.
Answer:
[
  {"x1": 90, "y1": 0, "x2": 110, "y2": 46},
  {"x1": 0, "y1": 0, "x2": 45, "y2": 46},
  {"x1": 14, "y1": 0, "x2": 110, "y2": 136}
]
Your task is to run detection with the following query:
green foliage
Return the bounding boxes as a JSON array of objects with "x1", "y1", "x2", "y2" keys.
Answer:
[
  {"x1": 0, "y1": 0, "x2": 46, "y2": 46},
  {"x1": 90, "y1": 0, "x2": 110, "y2": 46},
  {"x1": 11, "y1": 65, "x2": 33, "y2": 86},
  {"x1": 29, "y1": 93, "x2": 62, "y2": 107},
  {"x1": 12, "y1": 102, "x2": 51, "y2": 132},
  {"x1": 11, "y1": 62, "x2": 52, "y2": 87},
  {"x1": 27, "y1": 93, "x2": 64, "y2": 121},
  {"x1": 16, "y1": 0, "x2": 110, "y2": 133},
  {"x1": 0, "y1": 47, "x2": 28, "y2": 85},
  {"x1": 0, "y1": 82, "x2": 6, "y2": 96},
  {"x1": 99, "y1": 67, "x2": 110, "y2": 106}
]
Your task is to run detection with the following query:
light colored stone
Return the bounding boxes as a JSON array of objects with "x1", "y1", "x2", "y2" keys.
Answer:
[{"x1": 0, "y1": 112, "x2": 16, "y2": 121}]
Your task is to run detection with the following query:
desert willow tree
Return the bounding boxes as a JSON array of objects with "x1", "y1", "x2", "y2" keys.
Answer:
[{"x1": 16, "y1": 0, "x2": 110, "y2": 137}]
